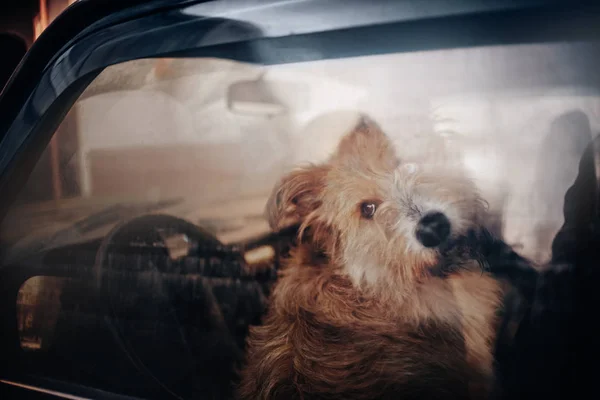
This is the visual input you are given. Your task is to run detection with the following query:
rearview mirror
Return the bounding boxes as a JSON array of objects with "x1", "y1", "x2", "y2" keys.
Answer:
[{"x1": 226, "y1": 78, "x2": 309, "y2": 117}]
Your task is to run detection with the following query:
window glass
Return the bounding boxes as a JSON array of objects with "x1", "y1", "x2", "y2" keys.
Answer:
[{"x1": 2, "y1": 41, "x2": 599, "y2": 397}]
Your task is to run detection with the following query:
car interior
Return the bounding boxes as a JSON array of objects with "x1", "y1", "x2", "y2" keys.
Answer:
[{"x1": 1, "y1": 2, "x2": 600, "y2": 399}]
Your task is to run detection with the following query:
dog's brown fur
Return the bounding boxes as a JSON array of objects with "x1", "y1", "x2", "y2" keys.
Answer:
[{"x1": 237, "y1": 116, "x2": 513, "y2": 400}]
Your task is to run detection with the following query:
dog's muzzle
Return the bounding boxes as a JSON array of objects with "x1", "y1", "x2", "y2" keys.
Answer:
[{"x1": 415, "y1": 211, "x2": 451, "y2": 248}]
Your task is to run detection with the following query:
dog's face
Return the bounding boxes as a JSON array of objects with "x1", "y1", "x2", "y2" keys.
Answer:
[{"x1": 267, "y1": 116, "x2": 486, "y2": 294}]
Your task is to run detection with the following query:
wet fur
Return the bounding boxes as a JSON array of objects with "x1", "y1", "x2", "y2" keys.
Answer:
[{"x1": 237, "y1": 116, "x2": 537, "y2": 400}]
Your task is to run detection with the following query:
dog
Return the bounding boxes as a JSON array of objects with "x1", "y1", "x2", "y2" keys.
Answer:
[{"x1": 237, "y1": 115, "x2": 538, "y2": 400}]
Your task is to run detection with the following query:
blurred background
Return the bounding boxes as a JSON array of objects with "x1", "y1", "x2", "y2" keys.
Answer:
[
  {"x1": 0, "y1": 0, "x2": 35, "y2": 90},
  {"x1": 0, "y1": 1, "x2": 76, "y2": 90}
]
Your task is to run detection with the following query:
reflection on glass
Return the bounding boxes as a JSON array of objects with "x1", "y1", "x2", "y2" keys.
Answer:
[
  {"x1": 17, "y1": 276, "x2": 66, "y2": 351},
  {"x1": 1, "y1": 39, "x2": 599, "y2": 400}
]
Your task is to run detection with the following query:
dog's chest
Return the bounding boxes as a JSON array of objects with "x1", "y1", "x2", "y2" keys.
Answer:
[
  {"x1": 444, "y1": 273, "x2": 504, "y2": 376},
  {"x1": 407, "y1": 273, "x2": 504, "y2": 374}
]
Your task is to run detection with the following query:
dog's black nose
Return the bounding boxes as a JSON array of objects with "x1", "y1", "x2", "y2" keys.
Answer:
[{"x1": 415, "y1": 211, "x2": 451, "y2": 248}]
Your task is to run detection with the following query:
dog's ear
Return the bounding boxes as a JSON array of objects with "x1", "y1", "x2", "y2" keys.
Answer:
[
  {"x1": 334, "y1": 115, "x2": 398, "y2": 170},
  {"x1": 266, "y1": 165, "x2": 328, "y2": 231}
]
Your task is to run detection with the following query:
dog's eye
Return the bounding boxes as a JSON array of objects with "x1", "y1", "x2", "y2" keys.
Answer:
[{"x1": 360, "y1": 202, "x2": 377, "y2": 219}]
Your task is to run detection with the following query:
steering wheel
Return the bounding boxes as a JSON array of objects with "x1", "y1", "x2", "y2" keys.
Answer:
[{"x1": 93, "y1": 213, "x2": 243, "y2": 399}]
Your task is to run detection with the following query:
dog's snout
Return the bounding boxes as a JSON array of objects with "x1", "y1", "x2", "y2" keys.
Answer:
[{"x1": 415, "y1": 211, "x2": 451, "y2": 248}]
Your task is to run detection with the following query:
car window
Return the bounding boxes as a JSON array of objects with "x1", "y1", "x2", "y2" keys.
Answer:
[{"x1": 2, "y1": 40, "x2": 600, "y2": 398}]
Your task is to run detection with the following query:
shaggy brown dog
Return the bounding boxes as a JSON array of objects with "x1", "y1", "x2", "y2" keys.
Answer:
[{"x1": 237, "y1": 116, "x2": 536, "y2": 400}]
